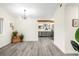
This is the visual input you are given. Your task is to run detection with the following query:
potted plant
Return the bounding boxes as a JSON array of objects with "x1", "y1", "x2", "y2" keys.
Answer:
[
  {"x1": 11, "y1": 31, "x2": 18, "y2": 43},
  {"x1": 75, "y1": 28, "x2": 79, "y2": 42},
  {"x1": 12, "y1": 31, "x2": 18, "y2": 36},
  {"x1": 20, "y1": 34, "x2": 24, "y2": 42}
]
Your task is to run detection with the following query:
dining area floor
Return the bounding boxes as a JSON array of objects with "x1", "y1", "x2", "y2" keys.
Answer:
[{"x1": 0, "y1": 37, "x2": 78, "y2": 56}]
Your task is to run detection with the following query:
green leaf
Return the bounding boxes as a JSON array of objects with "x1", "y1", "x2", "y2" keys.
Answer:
[{"x1": 75, "y1": 28, "x2": 79, "y2": 42}]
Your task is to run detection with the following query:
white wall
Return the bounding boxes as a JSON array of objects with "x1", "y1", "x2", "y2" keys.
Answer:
[
  {"x1": 0, "y1": 6, "x2": 38, "y2": 48},
  {"x1": 64, "y1": 4, "x2": 79, "y2": 53},
  {"x1": 53, "y1": 4, "x2": 79, "y2": 54},
  {"x1": 14, "y1": 17, "x2": 38, "y2": 41},
  {"x1": 0, "y1": 8, "x2": 15, "y2": 48},
  {"x1": 53, "y1": 4, "x2": 66, "y2": 53}
]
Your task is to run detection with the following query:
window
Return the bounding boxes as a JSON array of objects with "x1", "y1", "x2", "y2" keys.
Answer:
[{"x1": 0, "y1": 18, "x2": 3, "y2": 34}]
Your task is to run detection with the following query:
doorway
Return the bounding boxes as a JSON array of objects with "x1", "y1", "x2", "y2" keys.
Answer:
[{"x1": 37, "y1": 20, "x2": 54, "y2": 40}]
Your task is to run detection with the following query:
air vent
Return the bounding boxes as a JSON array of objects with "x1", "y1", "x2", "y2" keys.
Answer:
[{"x1": 60, "y1": 3, "x2": 62, "y2": 7}]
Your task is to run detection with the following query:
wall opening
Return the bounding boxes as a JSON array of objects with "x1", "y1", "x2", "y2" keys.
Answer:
[{"x1": 37, "y1": 20, "x2": 54, "y2": 41}]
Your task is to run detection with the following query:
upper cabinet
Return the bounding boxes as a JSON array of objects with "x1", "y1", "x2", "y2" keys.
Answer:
[{"x1": 37, "y1": 20, "x2": 54, "y2": 31}]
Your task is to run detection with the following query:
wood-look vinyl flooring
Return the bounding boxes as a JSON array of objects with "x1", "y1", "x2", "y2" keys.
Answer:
[{"x1": 0, "y1": 37, "x2": 77, "y2": 56}]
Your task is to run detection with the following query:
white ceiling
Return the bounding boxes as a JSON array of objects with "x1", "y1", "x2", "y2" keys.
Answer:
[{"x1": 0, "y1": 3, "x2": 59, "y2": 19}]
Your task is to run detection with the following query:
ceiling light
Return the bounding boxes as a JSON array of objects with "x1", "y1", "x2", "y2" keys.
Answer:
[
  {"x1": 12, "y1": 6, "x2": 37, "y2": 19},
  {"x1": 23, "y1": 9, "x2": 27, "y2": 19}
]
